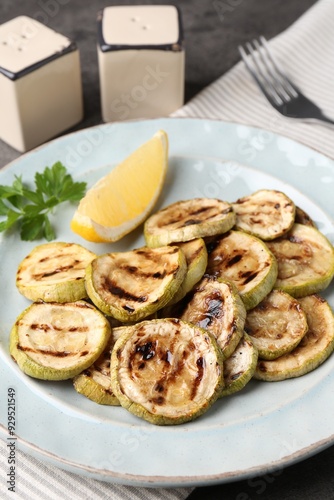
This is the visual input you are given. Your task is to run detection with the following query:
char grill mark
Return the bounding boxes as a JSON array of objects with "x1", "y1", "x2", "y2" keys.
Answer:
[
  {"x1": 150, "y1": 351, "x2": 204, "y2": 404},
  {"x1": 191, "y1": 246, "x2": 204, "y2": 260},
  {"x1": 28, "y1": 322, "x2": 89, "y2": 333},
  {"x1": 235, "y1": 197, "x2": 249, "y2": 204},
  {"x1": 119, "y1": 264, "x2": 167, "y2": 280},
  {"x1": 120, "y1": 265, "x2": 167, "y2": 280},
  {"x1": 197, "y1": 292, "x2": 224, "y2": 329},
  {"x1": 135, "y1": 247, "x2": 178, "y2": 258},
  {"x1": 135, "y1": 341, "x2": 156, "y2": 360},
  {"x1": 183, "y1": 219, "x2": 201, "y2": 226},
  {"x1": 191, "y1": 357, "x2": 204, "y2": 400},
  {"x1": 104, "y1": 278, "x2": 148, "y2": 304},
  {"x1": 31, "y1": 301, "x2": 92, "y2": 311},
  {"x1": 31, "y1": 258, "x2": 84, "y2": 280},
  {"x1": 226, "y1": 254, "x2": 243, "y2": 267},
  {"x1": 134, "y1": 332, "x2": 206, "y2": 403},
  {"x1": 17, "y1": 343, "x2": 84, "y2": 357},
  {"x1": 123, "y1": 305, "x2": 135, "y2": 312},
  {"x1": 240, "y1": 270, "x2": 259, "y2": 285},
  {"x1": 206, "y1": 234, "x2": 229, "y2": 255},
  {"x1": 257, "y1": 361, "x2": 267, "y2": 372},
  {"x1": 192, "y1": 205, "x2": 218, "y2": 216},
  {"x1": 164, "y1": 204, "x2": 225, "y2": 227}
]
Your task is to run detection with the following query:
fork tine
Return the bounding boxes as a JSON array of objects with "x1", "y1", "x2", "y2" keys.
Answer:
[
  {"x1": 258, "y1": 36, "x2": 299, "y2": 99},
  {"x1": 239, "y1": 42, "x2": 283, "y2": 106},
  {"x1": 253, "y1": 39, "x2": 292, "y2": 103}
]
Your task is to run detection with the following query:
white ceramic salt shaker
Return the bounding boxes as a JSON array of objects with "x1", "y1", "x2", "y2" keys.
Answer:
[
  {"x1": 0, "y1": 16, "x2": 83, "y2": 153},
  {"x1": 97, "y1": 5, "x2": 185, "y2": 122}
]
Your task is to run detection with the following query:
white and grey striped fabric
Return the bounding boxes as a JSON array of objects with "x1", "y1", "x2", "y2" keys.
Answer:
[
  {"x1": 1, "y1": 0, "x2": 333, "y2": 498},
  {"x1": 175, "y1": 0, "x2": 334, "y2": 160}
]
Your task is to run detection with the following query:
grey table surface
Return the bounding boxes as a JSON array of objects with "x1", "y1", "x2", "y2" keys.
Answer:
[{"x1": 1, "y1": 1, "x2": 334, "y2": 499}]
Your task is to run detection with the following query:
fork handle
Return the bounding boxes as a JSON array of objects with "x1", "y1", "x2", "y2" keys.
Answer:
[
  {"x1": 302, "y1": 114, "x2": 334, "y2": 127},
  {"x1": 319, "y1": 115, "x2": 334, "y2": 126}
]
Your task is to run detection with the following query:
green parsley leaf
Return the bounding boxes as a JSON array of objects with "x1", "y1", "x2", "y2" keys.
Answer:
[
  {"x1": 0, "y1": 198, "x2": 9, "y2": 216},
  {"x1": 0, "y1": 162, "x2": 86, "y2": 241}
]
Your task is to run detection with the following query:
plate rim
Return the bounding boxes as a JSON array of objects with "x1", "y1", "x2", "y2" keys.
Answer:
[{"x1": 1, "y1": 116, "x2": 334, "y2": 486}]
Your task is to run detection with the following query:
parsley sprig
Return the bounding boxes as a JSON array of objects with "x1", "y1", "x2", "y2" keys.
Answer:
[{"x1": 0, "y1": 162, "x2": 86, "y2": 241}]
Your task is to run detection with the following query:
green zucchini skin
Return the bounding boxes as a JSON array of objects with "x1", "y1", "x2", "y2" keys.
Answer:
[
  {"x1": 205, "y1": 230, "x2": 278, "y2": 310},
  {"x1": 233, "y1": 189, "x2": 295, "y2": 240},
  {"x1": 220, "y1": 333, "x2": 258, "y2": 397},
  {"x1": 164, "y1": 275, "x2": 246, "y2": 360},
  {"x1": 245, "y1": 290, "x2": 308, "y2": 360},
  {"x1": 10, "y1": 301, "x2": 111, "y2": 381},
  {"x1": 16, "y1": 242, "x2": 96, "y2": 303},
  {"x1": 85, "y1": 246, "x2": 187, "y2": 322},
  {"x1": 110, "y1": 318, "x2": 224, "y2": 425},
  {"x1": 266, "y1": 224, "x2": 334, "y2": 298},
  {"x1": 167, "y1": 238, "x2": 208, "y2": 305},
  {"x1": 254, "y1": 295, "x2": 334, "y2": 381},
  {"x1": 73, "y1": 328, "x2": 126, "y2": 406},
  {"x1": 144, "y1": 198, "x2": 236, "y2": 248}
]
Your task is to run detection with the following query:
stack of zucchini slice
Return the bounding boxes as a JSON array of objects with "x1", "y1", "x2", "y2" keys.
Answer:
[{"x1": 10, "y1": 189, "x2": 334, "y2": 426}]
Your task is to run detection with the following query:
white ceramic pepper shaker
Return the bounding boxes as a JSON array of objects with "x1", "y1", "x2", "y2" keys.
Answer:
[
  {"x1": 0, "y1": 16, "x2": 83, "y2": 153},
  {"x1": 97, "y1": 5, "x2": 185, "y2": 122}
]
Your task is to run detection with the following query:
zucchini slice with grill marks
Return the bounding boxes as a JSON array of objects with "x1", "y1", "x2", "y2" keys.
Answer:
[
  {"x1": 165, "y1": 275, "x2": 246, "y2": 359},
  {"x1": 16, "y1": 242, "x2": 96, "y2": 303},
  {"x1": 232, "y1": 189, "x2": 295, "y2": 240},
  {"x1": 10, "y1": 301, "x2": 111, "y2": 381},
  {"x1": 295, "y1": 206, "x2": 316, "y2": 227},
  {"x1": 266, "y1": 223, "x2": 334, "y2": 298},
  {"x1": 144, "y1": 198, "x2": 236, "y2": 248},
  {"x1": 220, "y1": 333, "x2": 258, "y2": 397},
  {"x1": 254, "y1": 294, "x2": 334, "y2": 381},
  {"x1": 110, "y1": 318, "x2": 224, "y2": 425},
  {"x1": 73, "y1": 326, "x2": 126, "y2": 405},
  {"x1": 168, "y1": 238, "x2": 208, "y2": 305},
  {"x1": 245, "y1": 290, "x2": 308, "y2": 360},
  {"x1": 85, "y1": 246, "x2": 187, "y2": 322},
  {"x1": 206, "y1": 230, "x2": 278, "y2": 310}
]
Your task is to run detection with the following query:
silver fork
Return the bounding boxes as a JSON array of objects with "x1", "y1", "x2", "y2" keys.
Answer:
[{"x1": 239, "y1": 36, "x2": 334, "y2": 125}]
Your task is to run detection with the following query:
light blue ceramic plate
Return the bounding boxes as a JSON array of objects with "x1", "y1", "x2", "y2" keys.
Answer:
[{"x1": 0, "y1": 118, "x2": 333, "y2": 487}]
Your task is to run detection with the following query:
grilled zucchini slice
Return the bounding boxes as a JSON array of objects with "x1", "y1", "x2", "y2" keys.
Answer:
[
  {"x1": 110, "y1": 318, "x2": 224, "y2": 425},
  {"x1": 144, "y1": 198, "x2": 236, "y2": 248},
  {"x1": 85, "y1": 246, "x2": 187, "y2": 322},
  {"x1": 73, "y1": 326, "x2": 126, "y2": 405},
  {"x1": 168, "y1": 238, "x2": 208, "y2": 305},
  {"x1": 16, "y1": 242, "x2": 96, "y2": 303},
  {"x1": 166, "y1": 275, "x2": 246, "y2": 359},
  {"x1": 206, "y1": 231, "x2": 278, "y2": 310},
  {"x1": 245, "y1": 290, "x2": 308, "y2": 360},
  {"x1": 220, "y1": 333, "x2": 258, "y2": 397},
  {"x1": 232, "y1": 189, "x2": 295, "y2": 240},
  {"x1": 254, "y1": 294, "x2": 334, "y2": 381},
  {"x1": 295, "y1": 206, "x2": 316, "y2": 227},
  {"x1": 266, "y1": 223, "x2": 334, "y2": 298},
  {"x1": 10, "y1": 301, "x2": 111, "y2": 381}
]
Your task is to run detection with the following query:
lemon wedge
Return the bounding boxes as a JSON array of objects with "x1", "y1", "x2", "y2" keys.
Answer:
[{"x1": 70, "y1": 130, "x2": 168, "y2": 243}]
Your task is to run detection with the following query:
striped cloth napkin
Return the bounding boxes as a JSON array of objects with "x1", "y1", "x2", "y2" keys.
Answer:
[
  {"x1": 175, "y1": 0, "x2": 334, "y2": 160},
  {"x1": 1, "y1": 0, "x2": 333, "y2": 498}
]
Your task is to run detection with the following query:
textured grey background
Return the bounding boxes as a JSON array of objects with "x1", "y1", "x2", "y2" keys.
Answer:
[
  {"x1": 0, "y1": 0, "x2": 317, "y2": 167},
  {"x1": 2, "y1": 2, "x2": 334, "y2": 500}
]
